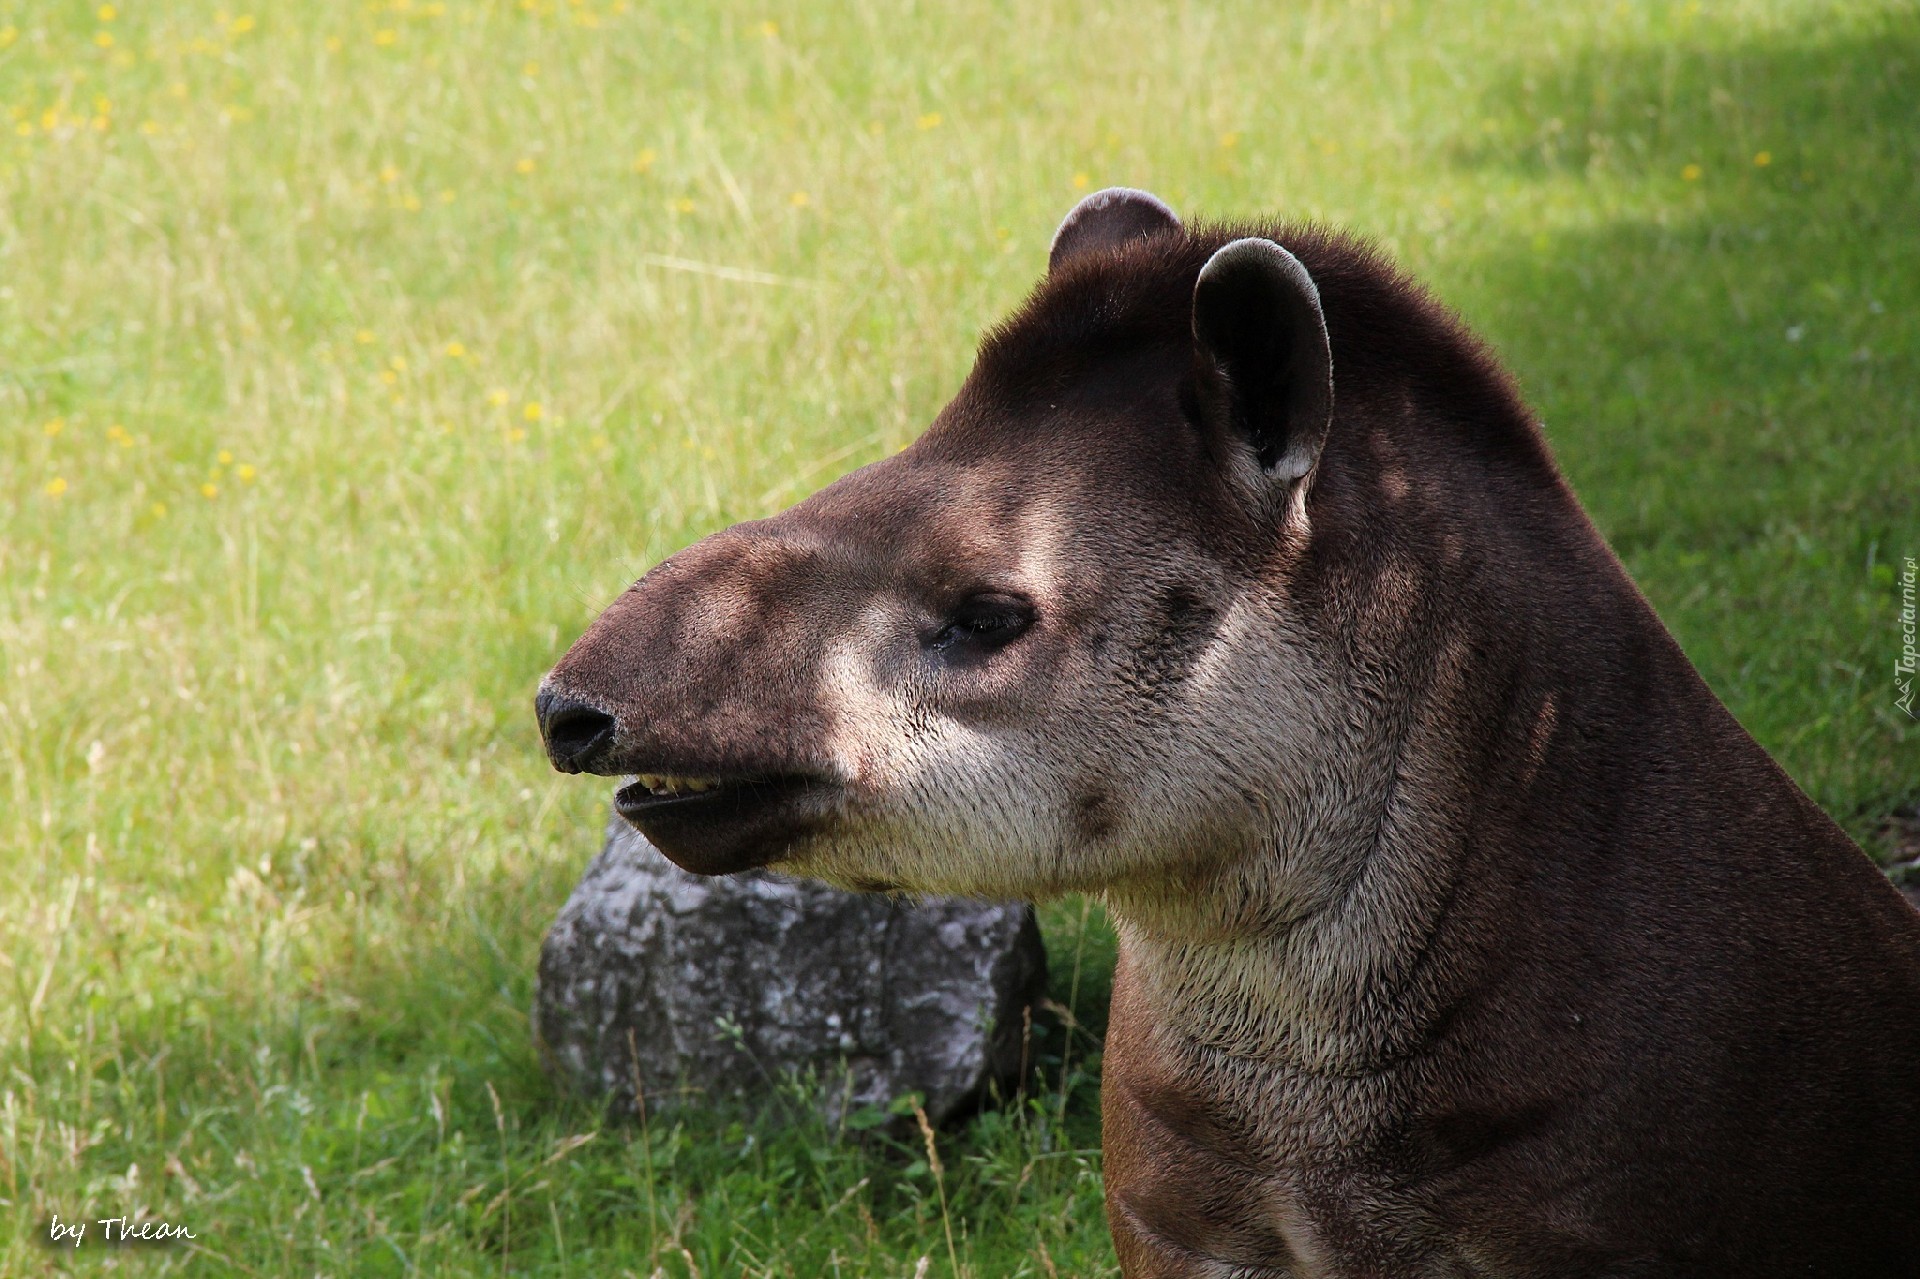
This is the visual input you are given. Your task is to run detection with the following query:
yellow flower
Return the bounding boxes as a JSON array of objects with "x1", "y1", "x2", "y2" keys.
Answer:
[
  {"x1": 374, "y1": 28, "x2": 398, "y2": 46},
  {"x1": 487, "y1": 388, "x2": 510, "y2": 407},
  {"x1": 355, "y1": 328, "x2": 376, "y2": 344},
  {"x1": 444, "y1": 341, "x2": 466, "y2": 358},
  {"x1": 237, "y1": 463, "x2": 256, "y2": 482},
  {"x1": 13, "y1": 123, "x2": 29, "y2": 137},
  {"x1": 632, "y1": 148, "x2": 657, "y2": 173},
  {"x1": 438, "y1": 188, "x2": 456, "y2": 203},
  {"x1": 522, "y1": 60, "x2": 540, "y2": 77},
  {"x1": 402, "y1": 193, "x2": 421, "y2": 211},
  {"x1": 1319, "y1": 138, "x2": 1340, "y2": 155},
  {"x1": 95, "y1": 31, "x2": 115, "y2": 47},
  {"x1": 516, "y1": 156, "x2": 537, "y2": 174},
  {"x1": 230, "y1": 15, "x2": 255, "y2": 34},
  {"x1": 325, "y1": 35, "x2": 343, "y2": 52},
  {"x1": 380, "y1": 369, "x2": 399, "y2": 385},
  {"x1": 916, "y1": 112, "x2": 943, "y2": 130},
  {"x1": 140, "y1": 120, "x2": 161, "y2": 135},
  {"x1": 98, "y1": 3, "x2": 117, "y2": 19},
  {"x1": 1753, "y1": 150, "x2": 1772, "y2": 167},
  {"x1": 522, "y1": 401, "x2": 544, "y2": 422},
  {"x1": 790, "y1": 190, "x2": 809, "y2": 207},
  {"x1": 380, "y1": 164, "x2": 399, "y2": 183},
  {"x1": 757, "y1": 20, "x2": 778, "y2": 37},
  {"x1": 151, "y1": 501, "x2": 168, "y2": 518},
  {"x1": 506, "y1": 426, "x2": 528, "y2": 443},
  {"x1": 1681, "y1": 162, "x2": 1702, "y2": 181},
  {"x1": 0, "y1": 26, "x2": 18, "y2": 48},
  {"x1": 670, "y1": 196, "x2": 696, "y2": 214},
  {"x1": 217, "y1": 449, "x2": 234, "y2": 465},
  {"x1": 1218, "y1": 131, "x2": 1240, "y2": 149},
  {"x1": 107, "y1": 423, "x2": 131, "y2": 446},
  {"x1": 1072, "y1": 172, "x2": 1089, "y2": 189},
  {"x1": 44, "y1": 418, "x2": 65, "y2": 436},
  {"x1": 201, "y1": 482, "x2": 219, "y2": 499},
  {"x1": 389, "y1": 355, "x2": 407, "y2": 372},
  {"x1": 45, "y1": 477, "x2": 68, "y2": 497}
]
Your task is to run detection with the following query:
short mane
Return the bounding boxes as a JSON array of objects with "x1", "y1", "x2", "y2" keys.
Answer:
[{"x1": 976, "y1": 222, "x2": 1553, "y2": 472}]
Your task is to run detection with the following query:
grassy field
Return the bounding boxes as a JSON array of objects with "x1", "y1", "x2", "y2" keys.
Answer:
[{"x1": 2, "y1": 0, "x2": 1915, "y2": 1273}]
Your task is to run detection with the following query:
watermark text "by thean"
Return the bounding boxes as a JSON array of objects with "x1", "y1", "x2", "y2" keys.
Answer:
[{"x1": 45, "y1": 1212, "x2": 197, "y2": 1248}]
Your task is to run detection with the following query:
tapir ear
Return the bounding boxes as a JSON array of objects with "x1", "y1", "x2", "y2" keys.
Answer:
[
  {"x1": 1048, "y1": 187, "x2": 1182, "y2": 274},
  {"x1": 1191, "y1": 238, "x2": 1334, "y2": 482}
]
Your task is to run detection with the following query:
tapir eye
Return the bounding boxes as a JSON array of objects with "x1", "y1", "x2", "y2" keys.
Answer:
[{"x1": 925, "y1": 592, "x2": 1035, "y2": 661}]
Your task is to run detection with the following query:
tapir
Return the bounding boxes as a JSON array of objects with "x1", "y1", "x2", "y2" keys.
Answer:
[{"x1": 537, "y1": 189, "x2": 1920, "y2": 1277}]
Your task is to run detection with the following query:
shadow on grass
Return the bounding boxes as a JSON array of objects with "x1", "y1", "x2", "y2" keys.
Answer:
[
  {"x1": 24, "y1": 824, "x2": 1121, "y2": 1276},
  {"x1": 1448, "y1": 9, "x2": 1919, "y2": 830}
]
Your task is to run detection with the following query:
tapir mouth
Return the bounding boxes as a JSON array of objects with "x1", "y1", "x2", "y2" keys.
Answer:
[
  {"x1": 613, "y1": 771, "x2": 836, "y2": 875},
  {"x1": 620, "y1": 772, "x2": 730, "y2": 800}
]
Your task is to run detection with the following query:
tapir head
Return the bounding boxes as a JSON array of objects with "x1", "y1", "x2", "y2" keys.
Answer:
[{"x1": 539, "y1": 190, "x2": 1358, "y2": 899}]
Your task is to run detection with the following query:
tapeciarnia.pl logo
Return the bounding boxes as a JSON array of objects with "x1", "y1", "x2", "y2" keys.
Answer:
[{"x1": 1897, "y1": 556, "x2": 1917, "y2": 719}]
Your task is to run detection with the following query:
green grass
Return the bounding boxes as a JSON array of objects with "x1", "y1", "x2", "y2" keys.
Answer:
[{"x1": 2, "y1": 0, "x2": 1915, "y2": 1273}]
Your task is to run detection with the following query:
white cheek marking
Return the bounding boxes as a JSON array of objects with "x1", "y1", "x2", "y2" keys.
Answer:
[
  {"x1": 796, "y1": 486, "x2": 1101, "y2": 894},
  {"x1": 804, "y1": 591, "x2": 1087, "y2": 896},
  {"x1": 814, "y1": 602, "x2": 905, "y2": 785},
  {"x1": 799, "y1": 550, "x2": 1376, "y2": 934}
]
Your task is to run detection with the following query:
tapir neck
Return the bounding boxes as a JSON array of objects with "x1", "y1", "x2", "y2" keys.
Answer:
[
  {"x1": 1101, "y1": 458, "x2": 1701, "y2": 1076},
  {"x1": 1101, "y1": 707, "x2": 1484, "y2": 1076}
]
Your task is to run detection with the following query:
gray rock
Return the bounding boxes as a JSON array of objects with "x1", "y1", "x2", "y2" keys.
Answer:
[{"x1": 533, "y1": 816, "x2": 1047, "y2": 1124}]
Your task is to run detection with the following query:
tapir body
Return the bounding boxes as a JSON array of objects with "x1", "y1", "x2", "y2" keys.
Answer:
[{"x1": 539, "y1": 190, "x2": 1920, "y2": 1276}]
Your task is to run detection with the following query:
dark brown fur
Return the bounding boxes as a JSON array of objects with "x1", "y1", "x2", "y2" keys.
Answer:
[{"x1": 541, "y1": 195, "x2": 1920, "y2": 1276}]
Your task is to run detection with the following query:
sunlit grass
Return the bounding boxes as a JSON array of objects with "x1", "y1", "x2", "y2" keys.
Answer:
[{"x1": 2, "y1": 0, "x2": 1914, "y2": 1273}]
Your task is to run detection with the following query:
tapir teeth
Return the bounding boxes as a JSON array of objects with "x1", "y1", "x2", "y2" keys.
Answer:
[{"x1": 635, "y1": 773, "x2": 722, "y2": 797}]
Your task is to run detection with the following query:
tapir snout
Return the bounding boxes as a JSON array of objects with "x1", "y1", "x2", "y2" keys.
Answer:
[{"x1": 537, "y1": 517, "x2": 863, "y2": 875}]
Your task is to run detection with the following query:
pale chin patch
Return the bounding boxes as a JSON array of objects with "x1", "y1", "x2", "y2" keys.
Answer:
[{"x1": 787, "y1": 728, "x2": 1080, "y2": 900}]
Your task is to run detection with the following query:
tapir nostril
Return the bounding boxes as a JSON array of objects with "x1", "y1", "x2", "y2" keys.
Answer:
[{"x1": 536, "y1": 689, "x2": 618, "y2": 773}]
